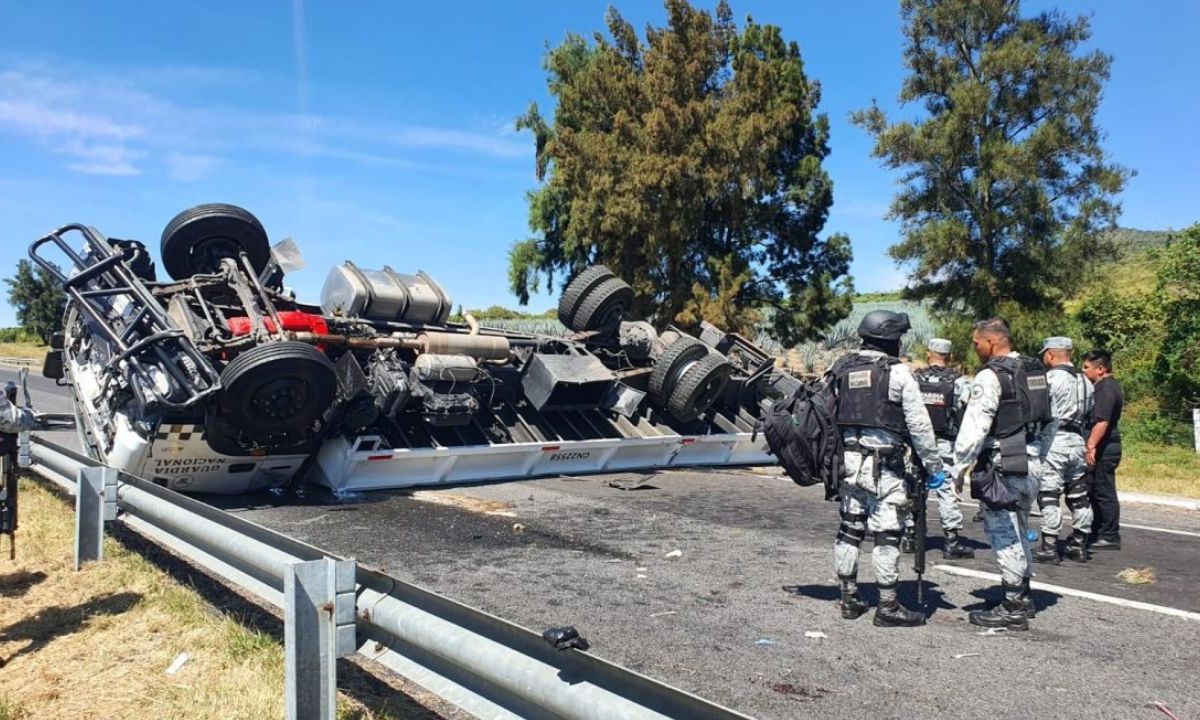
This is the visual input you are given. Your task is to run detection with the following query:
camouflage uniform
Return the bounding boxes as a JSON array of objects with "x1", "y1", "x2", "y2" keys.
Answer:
[
  {"x1": 833, "y1": 350, "x2": 943, "y2": 609},
  {"x1": 1036, "y1": 362, "x2": 1094, "y2": 560},
  {"x1": 951, "y1": 352, "x2": 1038, "y2": 610}
]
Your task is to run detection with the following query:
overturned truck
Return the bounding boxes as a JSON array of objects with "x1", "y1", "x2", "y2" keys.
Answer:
[{"x1": 32, "y1": 204, "x2": 799, "y2": 494}]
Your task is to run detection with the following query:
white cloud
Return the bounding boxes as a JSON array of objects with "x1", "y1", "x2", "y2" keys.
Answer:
[
  {"x1": 0, "y1": 60, "x2": 528, "y2": 179},
  {"x1": 164, "y1": 152, "x2": 221, "y2": 181}
]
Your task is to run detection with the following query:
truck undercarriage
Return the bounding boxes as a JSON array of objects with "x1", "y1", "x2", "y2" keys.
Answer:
[{"x1": 32, "y1": 204, "x2": 798, "y2": 494}]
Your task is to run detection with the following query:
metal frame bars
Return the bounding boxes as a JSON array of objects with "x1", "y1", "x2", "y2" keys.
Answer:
[
  {"x1": 285, "y1": 558, "x2": 357, "y2": 720},
  {"x1": 74, "y1": 465, "x2": 115, "y2": 568}
]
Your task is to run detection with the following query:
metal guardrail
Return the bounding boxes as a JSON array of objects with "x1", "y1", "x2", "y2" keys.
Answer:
[
  {"x1": 0, "y1": 356, "x2": 39, "y2": 367},
  {"x1": 23, "y1": 435, "x2": 753, "y2": 720}
]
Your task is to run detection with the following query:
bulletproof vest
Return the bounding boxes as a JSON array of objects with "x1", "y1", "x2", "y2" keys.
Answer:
[
  {"x1": 986, "y1": 355, "x2": 1049, "y2": 475},
  {"x1": 915, "y1": 365, "x2": 961, "y2": 440},
  {"x1": 1052, "y1": 363, "x2": 1090, "y2": 431},
  {"x1": 831, "y1": 353, "x2": 906, "y2": 436}
]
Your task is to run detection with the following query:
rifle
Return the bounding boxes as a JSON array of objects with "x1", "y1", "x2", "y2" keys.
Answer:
[{"x1": 906, "y1": 446, "x2": 930, "y2": 606}]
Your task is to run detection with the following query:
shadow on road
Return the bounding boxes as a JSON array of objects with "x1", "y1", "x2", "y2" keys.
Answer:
[
  {"x1": 962, "y1": 585, "x2": 1063, "y2": 614},
  {"x1": 783, "y1": 579, "x2": 958, "y2": 617}
]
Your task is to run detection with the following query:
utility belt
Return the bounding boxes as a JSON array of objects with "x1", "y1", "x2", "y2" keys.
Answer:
[
  {"x1": 844, "y1": 436, "x2": 907, "y2": 481},
  {"x1": 1058, "y1": 421, "x2": 1085, "y2": 436}
]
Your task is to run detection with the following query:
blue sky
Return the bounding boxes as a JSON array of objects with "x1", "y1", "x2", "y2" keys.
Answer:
[{"x1": 2, "y1": 1, "x2": 1197, "y2": 328}]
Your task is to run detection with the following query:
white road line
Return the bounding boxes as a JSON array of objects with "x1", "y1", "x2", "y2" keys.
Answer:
[
  {"x1": 1120, "y1": 523, "x2": 1200, "y2": 538},
  {"x1": 932, "y1": 564, "x2": 1200, "y2": 622},
  {"x1": 951, "y1": 500, "x2": 1200, "y2": 538}
]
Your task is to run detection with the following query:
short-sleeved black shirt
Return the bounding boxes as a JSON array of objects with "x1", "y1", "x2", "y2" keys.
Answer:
[{"x1": 1090, "y1": 376, "x2": 1123, "y2": 446}]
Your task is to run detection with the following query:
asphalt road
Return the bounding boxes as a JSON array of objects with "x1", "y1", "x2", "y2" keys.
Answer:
[{"x1": 7, "y1": 366, "x2": 1199, "y2": 720}]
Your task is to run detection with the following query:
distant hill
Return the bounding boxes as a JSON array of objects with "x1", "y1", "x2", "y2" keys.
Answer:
[{"x1": 1105, "y1": 227, "x2": 1174, "y2": 258}]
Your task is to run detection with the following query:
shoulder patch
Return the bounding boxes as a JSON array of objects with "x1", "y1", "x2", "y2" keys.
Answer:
[{"x1": 970, "y1": 383, "x2": 984, "y2": 399}]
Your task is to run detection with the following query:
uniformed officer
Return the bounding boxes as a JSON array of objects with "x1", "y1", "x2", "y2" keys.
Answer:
[
  {"x1": 949, "y1": 319, "x2": 1038, "y2": 630},
  {"x1": 831, "y1": 310, "x2": 943, "y2": 627},
  {"x1": 0, "y1": 382, "x2": 33, "y2": 435},
  {"x1": 906, "y1": 338, "x2": 974, "y2": 559},
  {"x1": 1034, "y1": 337, "x2": 1094, "y2": 564}
]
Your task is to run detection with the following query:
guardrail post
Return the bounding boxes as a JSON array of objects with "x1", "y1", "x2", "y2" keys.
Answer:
[
  {"x1": 74, "y1": 466, "x2": 116, "y2": 569},
  {"x1": 285, "y1": 557, "x2": 357, "y2": 720}
]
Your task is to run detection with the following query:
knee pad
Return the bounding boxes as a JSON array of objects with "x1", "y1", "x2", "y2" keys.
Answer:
[
  {"x1": 1037, "y1": 491, "x2": 1059, "y2": 509},
  {"x1": 836, "y1": 523, "x2": 866, "y2": 547},
  {"x1": 874, "y1": 530, "x2": 902, "y2": 548},
  {"x1": 840, "y1": 510, "x2": 868, "y2": 525},
  {"x1": 1066, "y1": 492, "x2": 1090, "y2": 511}
]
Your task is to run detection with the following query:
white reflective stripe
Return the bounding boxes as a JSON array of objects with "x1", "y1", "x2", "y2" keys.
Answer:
[
  {"x1": 1121, "y1": 523, "x2": 1200, "y2": 539},
  {"x1": 932, "y1": 564, "x2": 1200, "y2": 622}
]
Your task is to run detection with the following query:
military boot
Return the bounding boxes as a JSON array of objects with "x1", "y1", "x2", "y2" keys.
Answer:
[
  {"x1": 873, "y1": 585, "x2": 925, "y2": 627},
  {"x1": 838, "y1": 576, "x2": 870, "y2": 620},
  {"x1": 942, "y1": 530, "x2": 975, "y2": 559},
  {"x1": 1063, "y1": 532, "x2": 1088, "y2": 563},
  {"x1": 968, "y1": 583, "x2": 1030, "y2": 631},
  {"x1": 1020, "y1": 577, "x2": 1036, "y2": 619},
  {"x1": 1033, "y1": 533, "x2": 1060, "y2": 564},
  {"x1": 900, "y1": 527, "x2": 917, "y2": 554}
]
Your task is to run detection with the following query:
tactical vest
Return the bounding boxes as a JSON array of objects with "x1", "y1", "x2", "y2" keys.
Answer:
[
  {"x1": 986, "y1": 355, "x2": 1050, "y2": 475},
  {"x1": 1052, "y1": 363, "x2": 1089, "y2": 433},
  {"x1": 831, "y1": 354, "x2": 906, "y2": 436},
  {"x1": 915, "y1": 365, "x2": 961, "y2": 440}
]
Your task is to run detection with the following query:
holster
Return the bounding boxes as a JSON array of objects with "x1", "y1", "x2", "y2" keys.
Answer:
[{"x1": 970, "y1": 452, "x2": 1019, "y2": 511}]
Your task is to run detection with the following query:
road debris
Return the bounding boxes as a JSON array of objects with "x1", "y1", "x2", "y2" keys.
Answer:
[
  {"x1": 165, "y1": 652, "x2": 190, "y2": 675},
  {"x1": 649, "y1": 610, "x2": 677, "y2": 618},
  {"x1": 952, "y1": 653, "x2": 981, "y2": 659},
  {"x1": 1117, "y1": 567, "x2": 1157, "y2": 585},
  {"x1": 755, "y1": 638, "x2": 779, "y2": 646},
  {"x1": 664, "y1": 549, "x2": 683, "y2": 559},
  {"x1": 512, "y1": 523, "x2": 526, "y2": 533},
  {"x1": 606, "y1": 476, "x2": 659, "y2": 491},
  {"x1": 977, "y1": 627, "x2": 1007, "y2": 636},
  {"x1": 803, "y1": 631, "x2": 828, "y2": 639},
  {"x1": 541, "y1": 625, "x2": 590, "y2": 652},
  {"x1": 1150, "y1": 702, "x2": 1181, "y2": 720},
  {"x1": 636, "y1": 566, "x2": 648, "y2": 571}
]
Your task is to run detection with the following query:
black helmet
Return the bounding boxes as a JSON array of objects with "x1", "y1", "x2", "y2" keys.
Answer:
[{"x1": 857, "y1": 310, "x2": 910, "y2": 341}]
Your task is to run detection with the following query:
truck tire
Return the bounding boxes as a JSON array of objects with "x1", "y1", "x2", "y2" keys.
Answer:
[
  {"x1": 161, "y1": 203, "x2": 271, "y2": 280},
  {"x1": 666, "y1": 352, "x2": 732, "y2": 422},
  {"x1": 648, "y1": 335, "x2": 708, "y2": 407},
  {"x1": 217, "y1": 341, "x2": 336, "y2": 438},
  {"x1": 570, "y1": 276, "x2": 634, "y2": 333},
  {"x1": 557, "y1": 265, "x2": 615, "y2": 329}
]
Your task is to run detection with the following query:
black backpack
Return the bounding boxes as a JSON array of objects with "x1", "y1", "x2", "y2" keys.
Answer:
[{"x1": 760, "y1": 376, "x2": 843, "y2": 501}]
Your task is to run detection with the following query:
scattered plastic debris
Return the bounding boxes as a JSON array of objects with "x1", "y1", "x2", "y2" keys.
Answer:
[
  {"x1": 1117, "y1": 567, "x2": 1157, "y2": 585},
  {"x1": 636, "y1": 566, "x2": 648, "y2": 572},
  {"x1": 512, "y1": 523, "x2": 526, "y2": 533},
  {"x1": 165, "y1": 652, "x2": 190, "y2": 675},
  {"x1": 664, "y1": 549, "x2": 683, "y2": 559},
  {"x1": 803, "y1": 631, "x2": 828, "y2": 639},
  {"x1": 649, "y1": 610, "x2": 677, "y2": 618},
  {"x1": 1151, "y1": 702, "x2": 1181, "y2": 720},
  {"x1": 952, "y1": 653, "x2": 981, "y2": 659},
  {"x1": 636, "y1": 574, "x2": 648, "y2": 579},
  {"x1": 755, "y1": 638, "x2": 779, "y2": 646},
  {"x1": 607, "y1": 477, "x2": 659, "y2": 491},
  {"x1": 977, "y1": 627, "x2": 1007, "y2": 636},
  {"x1": 542, "y1": 626, "x2": 590, "y2": 652}
]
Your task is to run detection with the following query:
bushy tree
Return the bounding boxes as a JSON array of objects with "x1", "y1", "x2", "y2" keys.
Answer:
[
  {"x1": 854, "y1": 0, "x2": 1130, "y2": 317},
  {"x1": 4, "y1": 260, "x2": 65, "y2": 344},
  {"x1": 511, "y1": 0, "x2": 853, "y2": 345},
  {"x1": 1154, "y1": 223, "x2": 1200, "y2": 411}
]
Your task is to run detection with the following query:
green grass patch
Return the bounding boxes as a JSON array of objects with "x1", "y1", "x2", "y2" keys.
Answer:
[
  {"x1": 1120, "y1": 440, "x2": 1200, "y2": 498},
  {"x1": 0, "y1": 341, "x2": 46, "y2": 364}
]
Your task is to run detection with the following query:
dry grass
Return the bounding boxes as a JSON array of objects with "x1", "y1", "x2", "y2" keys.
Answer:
[
  {"x1": 0, "y1": 478, "x2": 450, "y2": 720},
  {"x1": 0, "y1": 342, "x2": 47, "y2": 364},
  {"x1": 1119, "y1": 442, "x2": 1200, "y2": 499},
  {"x1": 1116, "y1": 567, "x2": 1157, "y2": 585}
]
